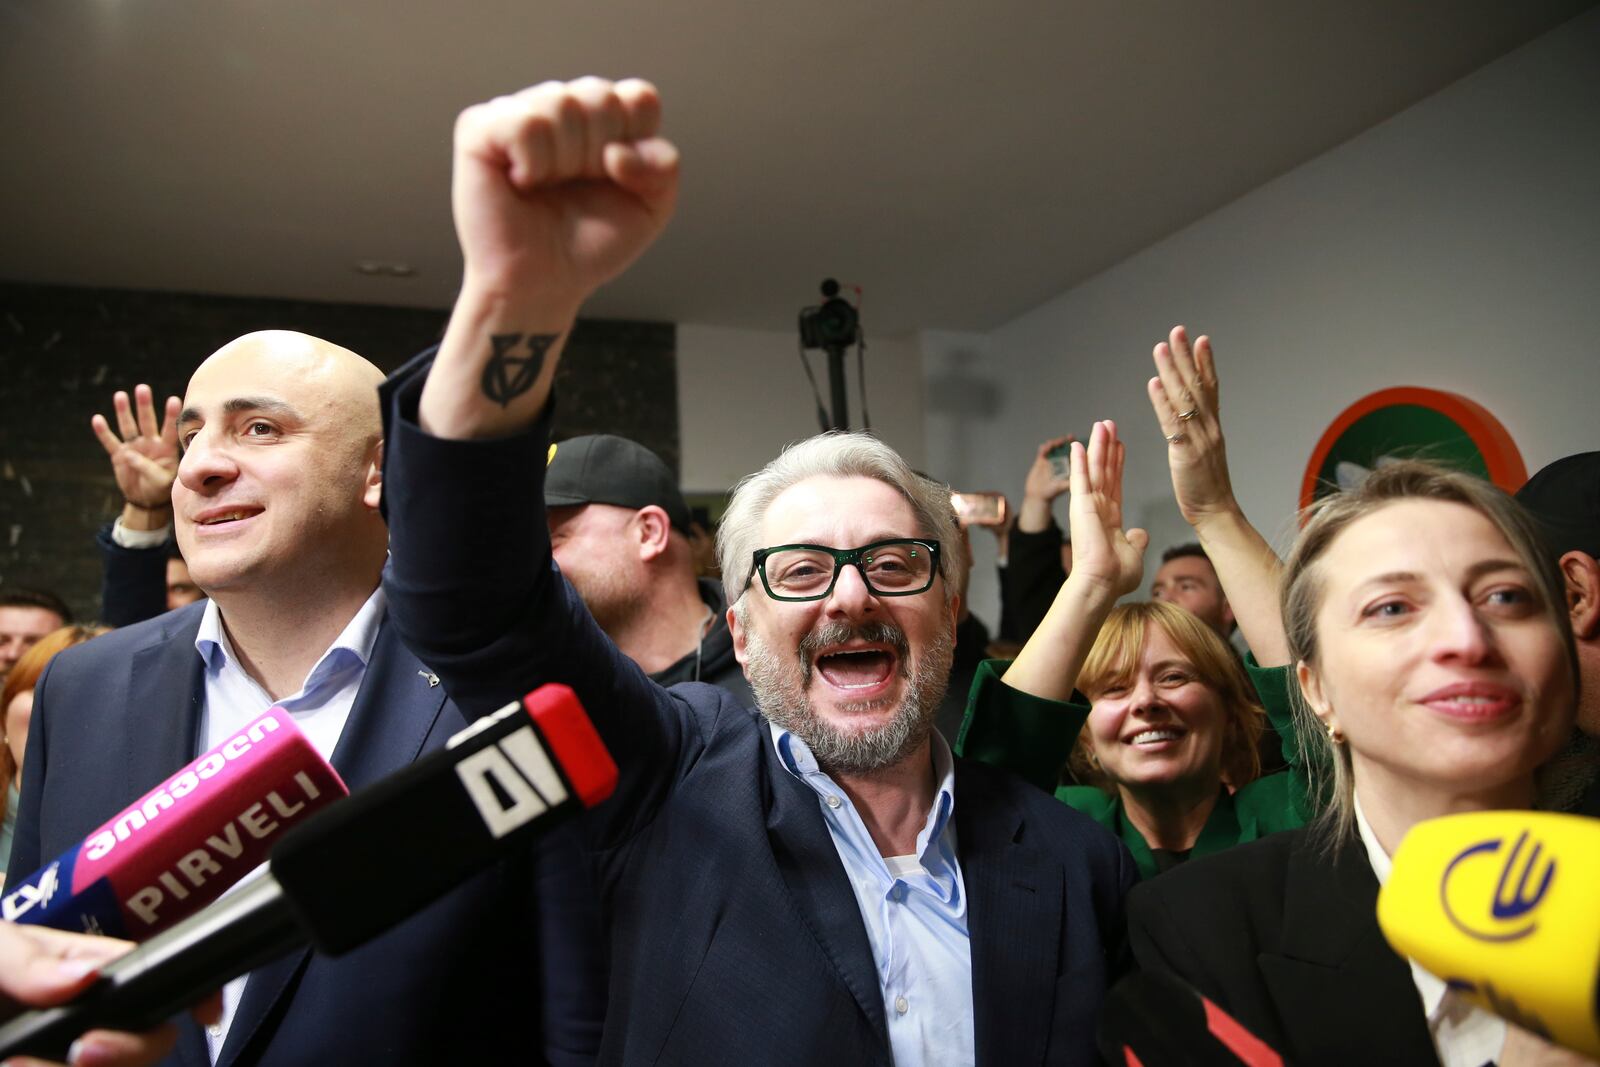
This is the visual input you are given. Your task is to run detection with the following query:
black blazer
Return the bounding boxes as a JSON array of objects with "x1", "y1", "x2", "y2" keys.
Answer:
[
  {"x1": 379, "y1": 359, "x2": 1138, "y2": 1066},
  {"x1": 1126, "y1": 827, "x2": 1440, "y2": 1065},
  {"x1": 7, "y1": 602, "x2": 606, "y2": 1067}
]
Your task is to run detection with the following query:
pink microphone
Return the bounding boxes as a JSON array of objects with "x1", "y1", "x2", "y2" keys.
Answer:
[{"x1": 2, "y1": 709, "x2": 347, "y2": 940}]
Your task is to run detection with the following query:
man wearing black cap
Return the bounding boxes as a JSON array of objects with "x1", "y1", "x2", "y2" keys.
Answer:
[
  {"x1": 1516, "y1": 451, "x2": 1600, "y2": 816},
  {"x1": 546, "y1": 433, "x2": 753, "y2": 704}
]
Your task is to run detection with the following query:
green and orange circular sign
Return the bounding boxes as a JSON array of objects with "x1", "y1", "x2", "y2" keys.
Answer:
[{"x1": 1300, "y1": 387, "x2": 1527, "y2": 516}]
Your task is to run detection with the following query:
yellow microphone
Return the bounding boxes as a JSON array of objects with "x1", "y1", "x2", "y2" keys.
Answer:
[{"x1": 1377, "y1": 810, "x2": 1600, "y2": 1057}]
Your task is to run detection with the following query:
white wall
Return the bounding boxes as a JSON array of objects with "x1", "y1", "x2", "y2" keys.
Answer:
[
  {"x1": 918, "y1": 328, "x2": 1005, "y2": 625},
  {"x1": 675, "y1": 322, "x2": 927, "y2": 495},
  {"x1": 948, "y1": 7, "x2": 1600, "y2": 626},
  {"x1": 674, "y1": 10, "x2": 1600, "y2": 631}
]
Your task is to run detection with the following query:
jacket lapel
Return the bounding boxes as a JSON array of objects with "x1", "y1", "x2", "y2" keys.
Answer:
[
  {"x1": 165, "y1": 1022, "x2": 212, "y2": 1067},
  {"x1": 119, "y1": 613, "x2": 206, "y2": 816},
  {"x1": 1258, "y1": 835, "x2": 1437, "y2": 1062},
  {"x1": 216, "y1": 621, "x2": 449, "y2": 1067},
  {"x1": 324, "y1": 624, "x2": 448, "y2": 791},
  {"x1": 958, "y1": 761, "x2": 1061, "y2": 1067},
  {"x1": 109, "y1": 615, "x2": 210, "y2": 1067},
  {"x1": 762, "y1": 741, "x2": 891, "y2": 1051}
]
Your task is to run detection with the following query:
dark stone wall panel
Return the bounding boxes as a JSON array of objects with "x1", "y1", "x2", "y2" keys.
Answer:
[{"x1": 0, "y1": 282, "x2": 676, "y2": 621}]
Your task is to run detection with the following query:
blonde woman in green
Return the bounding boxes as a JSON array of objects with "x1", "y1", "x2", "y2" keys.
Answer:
[{"x1": 958, "y1": 328, "x2": 1311, "y2": 879}]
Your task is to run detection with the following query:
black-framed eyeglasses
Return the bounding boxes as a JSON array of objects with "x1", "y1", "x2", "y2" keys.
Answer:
[{"x1": 745, "y1": 538, "x2": 942, "y2": 602}]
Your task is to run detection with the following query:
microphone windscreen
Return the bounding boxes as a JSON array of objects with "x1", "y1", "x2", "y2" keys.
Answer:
[
  {"x1": 1, "y1": 709, "x2": 346, "y2": 940},
  {"x1": 1378, "y1": 810, "x2": 1600, "y2": 1057},
  {"x1": 269, "y1": 683, "x2": 616, "y2": 954}
]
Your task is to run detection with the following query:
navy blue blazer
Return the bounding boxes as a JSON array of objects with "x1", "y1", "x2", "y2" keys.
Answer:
[
  {"x1": 379, "y1": 361, "x2": 1137, "y2": 1066},
  {"x1": 95, "y1": 522, "x2": 172, "y2": 628},
  {"x1": 7, "y1": 600, "x2": 606, "y2": 1067}
]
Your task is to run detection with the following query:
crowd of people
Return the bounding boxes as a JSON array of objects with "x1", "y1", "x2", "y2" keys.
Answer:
[{"x1": 1, "y1": 77, "x2": 1597, "y2": 1067}]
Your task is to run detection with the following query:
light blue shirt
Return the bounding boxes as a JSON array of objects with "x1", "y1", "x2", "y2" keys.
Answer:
[
  {"x1": 194, "y1": 587, "x2": 386, "y2": 1062},
  {"x1": 769, "y1": 723, "x2": 974, "y2": 1067}
]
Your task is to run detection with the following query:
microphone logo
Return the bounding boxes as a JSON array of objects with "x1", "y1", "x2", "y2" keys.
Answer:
[
  {"x1": 454, "y1": 716, "x2": 571, "y2": 839},
  {"x1": 0, "y1": 862, "x2": 60, "y2": 922},
  {"x1": 1439, "y1": 830, "x2": 1554, "y2": 943}
]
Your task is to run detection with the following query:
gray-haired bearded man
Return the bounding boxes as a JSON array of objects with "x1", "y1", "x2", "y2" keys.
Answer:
[{"x1": 378, "y1": 76, "x2": 1134, "y2": 1066}]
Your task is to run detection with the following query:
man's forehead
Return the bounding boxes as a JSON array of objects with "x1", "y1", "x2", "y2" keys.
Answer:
[
  {"x1": 1157, "y1": 556, "x2": 1217, "y2": 582},
  {"x1": 186, "y1": 345, "x2": 318, "y2": 404},
  {"x1": 548, "y1": 502, "x2": 634, "y2": 533},
  {"x1": 762, "y1": 475, "x2": 918, "y2": 544},
  {"x1": 0, "y1": 605, "x2": 62, "y2": 631}
]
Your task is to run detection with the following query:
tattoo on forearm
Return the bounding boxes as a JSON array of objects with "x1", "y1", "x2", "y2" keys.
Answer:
[{"x1": 481, "y1": 332, "x2": 559, "y2": 407}]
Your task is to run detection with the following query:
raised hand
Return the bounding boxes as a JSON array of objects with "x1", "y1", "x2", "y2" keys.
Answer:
[
  {"x1": 1000, "y1": 421, "x2": 1147, "y2": 701},
  {"x1": 452, "y1": 77, "x2": 680, "y2": 314},
  {"x1": 1024, "y1": 436, "x2": 1073, "y2": 502},
  {"x1": 1018, "y1": 435, "x2": 1074, "y2": 534},
  {"x1": 425, "y1": 78, "x2": 681, "y2": 440},
  {"x1": 90, "y1": 385, "x2": 181, "y2": 529},
  {"x1": 1065, "y1": 420, "x2": 1149, "y2": 600},
  {"x1": 1148, "y1": 326, "x2": 1234, "y2": 525},
  {"x1": 1145, "y1": 325, "x2": 1290, "y2": 665}
]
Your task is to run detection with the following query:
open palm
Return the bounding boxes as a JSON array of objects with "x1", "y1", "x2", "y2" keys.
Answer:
[
  {"x1": 1065, "y1": 420, "x2": 1148, "y2": 600},
  {"x1": 91, "y1": 385, "x2": 180, "y2": 510}
]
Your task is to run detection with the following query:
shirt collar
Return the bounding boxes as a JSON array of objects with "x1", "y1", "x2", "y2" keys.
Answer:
[
  {"x1": 195, "y1": 586, "x2": 387, "y2": 691},
  {"x1": 768, "y1": 720, "x2": 958, "y2": 856},
  {"x1": 1352, "y1": 789, "x2": 1392, "y2": 884}
]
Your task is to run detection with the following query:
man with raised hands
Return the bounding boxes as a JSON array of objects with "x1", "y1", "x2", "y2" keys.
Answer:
[{"x1": 380, "y1": 77, "x2": 1133, "y2": 1066}]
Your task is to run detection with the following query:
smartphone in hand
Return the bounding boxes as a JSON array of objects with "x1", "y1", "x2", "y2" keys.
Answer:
[
  {"x1": 951, "y1": 491, "x2": 1008, "y2": 528},
  {"x1": 1046, "y1": 441, "x2": 1073, "y2": 482}
]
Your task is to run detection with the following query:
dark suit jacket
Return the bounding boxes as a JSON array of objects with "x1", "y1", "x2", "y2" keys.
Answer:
[
  {"x1": 379, "y1": 360, "x2": 1137, "y2": 1066},
  {"x1": 96, "y1": 522, "x2": 174, "y2": 628},
  {"x1": 7, "y1": 601, "x2": 605, "y2": 1067},
  {"x1": 1001, "y1": 521, "x2": 1066, "y2": 645},
  {"x1": 1126, "y1": 827, "x2": 1440, "y2": 1065}
]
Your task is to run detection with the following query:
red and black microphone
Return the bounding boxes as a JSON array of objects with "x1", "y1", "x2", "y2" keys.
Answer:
[
  {"x1": 1097, "y1": 970, "x2": 1286, "y2": 1067},
  {"x1": 0, "y1": 683, "x2": 617, "y2": 1062}
]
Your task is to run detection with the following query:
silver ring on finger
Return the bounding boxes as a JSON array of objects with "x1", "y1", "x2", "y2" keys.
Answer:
[
  {"x1": 1164, "y1": 430, "x2": 1187, "y2": 443},
  {"x1": 1177, "y1": 408, "x2": 1198, "y2": 421}
]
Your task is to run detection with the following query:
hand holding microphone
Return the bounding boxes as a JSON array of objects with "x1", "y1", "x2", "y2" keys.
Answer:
[
  {"x1": 0, "y1": 683, "x2": 616, "y2": 1063},
  {"x1": 0, "y1": 922, "x2": 221, "y2": 1067}
]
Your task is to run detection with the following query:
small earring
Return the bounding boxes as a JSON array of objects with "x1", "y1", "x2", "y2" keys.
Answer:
[{"x1": 1326, "y1": 722, "x2": 1344, "y2": 745}]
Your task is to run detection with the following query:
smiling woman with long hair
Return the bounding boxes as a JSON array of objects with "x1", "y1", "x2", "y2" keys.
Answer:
[
  {"x1": 959, "y1": 331, "x2": 1312, "y2": 878},
  {"x1": 957, "y1": 416, "x2": 1311, "y2": 879},
  {"x1": 1123, "y1": 457, "x2": 1580, "y2": 1065}
]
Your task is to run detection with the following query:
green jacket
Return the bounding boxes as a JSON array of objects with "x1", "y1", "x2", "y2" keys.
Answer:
[{"x1": 955, "y1": 656, "x2": 1316, "y2": 880}]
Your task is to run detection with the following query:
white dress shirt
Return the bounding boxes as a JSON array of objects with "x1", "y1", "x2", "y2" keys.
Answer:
[
  {"x1": 769, "y1": 723, "x2": 975, "y2": 1067},
  {"x1": 193, "y1": 588, "x2": 386, "y2": 1062}
]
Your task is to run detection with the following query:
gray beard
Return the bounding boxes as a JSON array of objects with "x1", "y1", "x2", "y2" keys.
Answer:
[{"x1": 744, "y1": 616, "x2": 954, "y2": 774}]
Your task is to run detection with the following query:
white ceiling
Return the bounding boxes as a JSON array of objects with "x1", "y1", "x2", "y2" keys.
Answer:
[{"x1": 1, "y1": 0, "x2": 1592, "y2": 334}]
